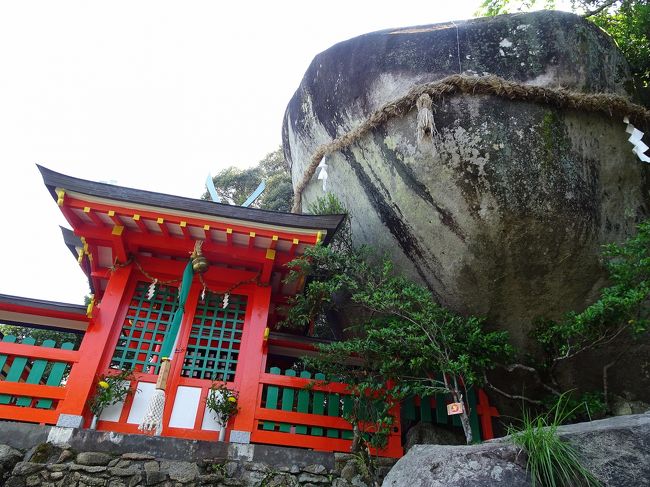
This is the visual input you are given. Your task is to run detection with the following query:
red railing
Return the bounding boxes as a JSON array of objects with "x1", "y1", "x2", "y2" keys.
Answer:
[
  {"x1": 0, "y1": 335, "x2": 83, "y2": 424},
  {"x1": 251, "y1": 368, "x2": 403, "y2": 458}
]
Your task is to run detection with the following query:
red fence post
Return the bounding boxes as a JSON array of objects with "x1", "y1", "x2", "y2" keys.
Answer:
[
  {"x1": 230, "y1": 284, "x2": 271, "y2": 442},
  {"x1": 475, "y1": 389, "x2": 499, "y2": 440},
  {"x1": 58, "y1": 264, "x2": 134, "y2": 418}
]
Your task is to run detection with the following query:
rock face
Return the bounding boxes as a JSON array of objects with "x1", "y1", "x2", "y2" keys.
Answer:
[
  {"x1": 383, "y1": 413, "x2": 650, "y2": 486},
  {"x1": 283, "y1": 10, "x2": 650, "y2": 350}
]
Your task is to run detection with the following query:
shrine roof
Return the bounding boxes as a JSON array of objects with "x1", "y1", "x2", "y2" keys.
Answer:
[
  {"x1": 0, "y1": 293, "x2": 86, "y2": 316},
  {"x1": 38, "y1": 165, "x2": 345, "y2": 243},
  {"x1": 0, "y1": 293, "x2": 89, "y2": 332}
]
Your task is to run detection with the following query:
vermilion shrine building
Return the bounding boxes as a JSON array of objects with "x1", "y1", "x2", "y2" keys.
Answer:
[{"x1": 0, "y1": 166, "x2": 499, "y2": 457}]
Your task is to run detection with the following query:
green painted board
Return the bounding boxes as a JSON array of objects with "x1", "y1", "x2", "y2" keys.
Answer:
[
  {"x1": 467, "y1": 387, "x2": 481, "y2": 442},
  {"x1": 341, "y1": 395, "x2": 355, "y2": 440},
  {"x1": 420, "y1": 396, "x2": 433, "y2": 423},
  {"x1": 295, "y1": 371, "x2": 311, "y2": 434},
  {"x1": 36, "y1": 342, "x2": 74, "y2": 409},
  {"x1": 262, "y1": 366, "x2": 281, "y2": 431},
  {"x1": 403, "y1": 396, "x2": 416, "y2": 421},
  {"x1": 279, "y1": 369, "x2": 296, "y2": 433},
  {"x1": 326, "y1": 392, "x2": 340, "y2": 438},
  {"x1": 0, "y1": 335, "x2": 17, "y2": 374},
  {"x1": 435, "y1": 392, "x2": 448, "y2": 424},
  {"x1": 311, "y1": 372, "x2": 326, "y2": 436},
  {"x1": 452, "y1": 411, "x2": 462, "y2": 427},
  {"x1": 16, "y1": 339, "x2": 55, "y2": 407},
  {"x1": 39, "y1": 342, "x2": 73, "y2": 407},
  {"x1": 0, "y1": 337, "x2": 36, "y2": 405}
]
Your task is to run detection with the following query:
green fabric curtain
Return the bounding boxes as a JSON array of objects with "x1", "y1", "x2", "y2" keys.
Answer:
[{"x1": 159, "y1": 261, "x2": 194, "y2": 359}]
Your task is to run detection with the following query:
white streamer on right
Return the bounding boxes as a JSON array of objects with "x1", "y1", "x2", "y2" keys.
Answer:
[{"x1": 624, "y1": 116, "x2": 650, "y2": 163}]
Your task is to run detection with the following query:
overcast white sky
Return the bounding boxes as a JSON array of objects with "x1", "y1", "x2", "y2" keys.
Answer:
[{"x1": 0, "y1": 1, "x2": 573, "y2": 304}]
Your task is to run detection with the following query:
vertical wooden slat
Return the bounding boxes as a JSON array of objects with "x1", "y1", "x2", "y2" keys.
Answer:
[
  {"x1": 295, "y1": 370, "x2": 311, "y2": 434},
  {"x1": 403, "y1": 396, "x2": 417, "y2": 421},
  {"x1": 311, "y1": 372, "x2": 326, "y2": 436},
  {"x1": 279, "y1": 369, "x2": 296, "y2": 433},
  {"x1": 15, "y1": 339, "x2": 56, "y2": 407},
  {"x1": 0, "y1": 335, "x2": 17, "y2": 374},
  {"x1": 435, "y1": 392, "x2": 447, "y2": 424},
  {"x1": 0, "y1": 337, "x2": 36, "y2": 405},
  {"x1": 467, "y1": 387, "x2": 481, "y2": 442},
  {"x1": 262, "y1": 366, "x2": 281, "y2": 431},
  {"x1": 36, "y1": 342, "x2": 74, "y2": 409},
  {"x1": 341, "y1": 395, "x2": 354, "y2": 440},
  {"x1": 420, "y1": 395, "x2": 433, "y2": 423},
  {"x1": 326, "y1": 391, "x2": 340, "y2": 438}
]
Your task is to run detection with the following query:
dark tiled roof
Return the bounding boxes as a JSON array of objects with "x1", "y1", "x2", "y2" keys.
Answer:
[
  {"x1": 0, "y1": 293, "x2": 86, "y2": 316},
  {"x1": 38, "y1": 165, "x2": 345, "y2": 243}
]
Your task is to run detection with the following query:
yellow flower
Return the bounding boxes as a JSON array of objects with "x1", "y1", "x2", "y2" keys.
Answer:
[
  {"x1": 98, "y1": 381, "x2": 110, "y2": 389},
  {"x1": 227, "y1": 396, "x2": 237, "y2": 403}
]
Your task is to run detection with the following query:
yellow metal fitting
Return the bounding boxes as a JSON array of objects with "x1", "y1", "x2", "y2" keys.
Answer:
[
  {"x1": 55, "y1": 189, "x2": 65, "y2": 206},
  {"x1": 86, "y1": 295, "x2": 95, "y2": 318}
]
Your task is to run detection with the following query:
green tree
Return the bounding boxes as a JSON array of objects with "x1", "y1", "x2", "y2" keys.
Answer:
[
  {"x1": 284, "y1": 243, "x2": 512, "y2": 445},
  {"x1": 0, "y1": 323, "x2": 82, "y2": 349},
  {"x1": 476, "y1": 0, "x2": 650, "y2": 88},
  {"x1": 203, "y1": 147, "x2": 294, "y2": 212}
]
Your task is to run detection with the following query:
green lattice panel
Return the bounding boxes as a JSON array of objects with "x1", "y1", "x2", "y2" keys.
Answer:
[
  {"x1": 111, "y1": 282, "x2": 179, "y2": 374},
  {"x1": 181, "y1": 291, "x2": 246, "y2": 382}
]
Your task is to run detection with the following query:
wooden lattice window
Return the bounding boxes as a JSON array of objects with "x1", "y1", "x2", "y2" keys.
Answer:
[
  {"x1": 181, "y1": 291, "x2": 246, "y2": 382},
  {"x1": 111, "y1": 282, "x2": 179, "y2": 374}
]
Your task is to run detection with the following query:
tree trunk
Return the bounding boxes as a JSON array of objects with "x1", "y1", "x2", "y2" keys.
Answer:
[
  {"x1": 458, "y1": 406, "x2": 473, "y2": 444},
  {"x1": 449, "y1": 377, "x2": 473, "y2": 444},
  {"x1": 350, "y1": 423, "x2": 362, "y2": 453}
]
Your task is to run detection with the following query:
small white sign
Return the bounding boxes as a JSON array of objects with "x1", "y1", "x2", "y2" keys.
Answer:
[{"x1": 447, "y1": 402, "x2": 464, "y2": 416}]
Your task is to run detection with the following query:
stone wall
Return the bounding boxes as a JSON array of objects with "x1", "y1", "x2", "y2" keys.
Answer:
[{"x1": 0, "y1": 423, "x2": 395, "y2": 487}]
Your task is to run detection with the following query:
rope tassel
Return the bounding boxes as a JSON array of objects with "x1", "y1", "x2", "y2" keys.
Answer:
[
  {"x1": 138, "y1": 359, "x2": 171, "y2": 436},
  {"x1": 138, "y1": 260, "x2": 194, "y2": 436},
  {"x1": 416, "y1": 93, "x2": 438, "y2": 145}
]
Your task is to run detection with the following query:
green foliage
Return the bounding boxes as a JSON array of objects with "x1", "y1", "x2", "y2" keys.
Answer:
[
  {"x1": 203, "y1": 147, "x2": 294, "y2": 212},
  {"x1": 207, "y1": 462, "x2": 228, "y2": 477},
  {"x1": 509, "y1": 392, "x2": 601, "y2": 487},
  {"x1": 542, "y1": 391, "x2": 607, "y2": 423},
  {"x1": 475, "y1": 0, "x2": 650, "y2": 88},
  {"x1": 533, "y1": 220, "x2": 650, "y2": 365},
  {"x1": 586, "y1": 1, "x2": 650, "y2": 88},
  {"x1": 307, "y1": 193, "x2": 352, "y2": 251},
  {"x1": 88, "y1": 368, "x2": 134, "y2": 416},
  {"x1": 0, "y1": 323, "x2": 82, "y2": 349},
  {"x1": 477, "y1": 0, "x2": 555, "y2": 16},
  {"x1": 205, "y1": 382, "x2": 239, "y2": 424},
  {"x1": 286, "y1": 241, "x2": 512, "y2": 444}
]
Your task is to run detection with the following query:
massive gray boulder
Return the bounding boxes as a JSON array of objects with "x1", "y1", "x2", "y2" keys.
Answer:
[
  {"x1": 283, "y1": 10, "x2": 650, "y2": 352},
  {"x1": 382, "y1": 413, "x2": 650, "y2": 486}
]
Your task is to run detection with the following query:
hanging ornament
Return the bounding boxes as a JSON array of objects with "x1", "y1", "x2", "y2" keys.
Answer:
[
  {"x1": 191, "y1": 240, "x2": 209, "y2": 274},
  {"x1": 222, "y1": 293, "x2": 230, "y2": 309},
  {"x1": 201, "y1": 285, "x2": 206, "y2": 302},
  {"x1": 416, "y1": 93, "x2": 439, "y2": 146},
  {"x1": 623, "y1": 116, "x2": 650, "y2": 163},
  {"x1": 147, "y1": 279, "x2": 158, "y2": 300},
  {"x1": 317, "y1": 155, "x2": 328, "y2": 191}
]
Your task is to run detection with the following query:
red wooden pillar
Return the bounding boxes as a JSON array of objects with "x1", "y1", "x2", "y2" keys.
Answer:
[
  {"x1": 475, "y1": 389, "x2": 499, "y2": 440},
  {"x1": 58, "y1": 264, "x2": 134, "y2": 418},
  {"x1": 229, "y1": 284, "x2": 272, "y2": 443}
]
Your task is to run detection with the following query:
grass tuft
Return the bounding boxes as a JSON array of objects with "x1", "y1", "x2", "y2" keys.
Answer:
[{"x1": 508, "y1": 392, "x2": 601, "y2": 487}]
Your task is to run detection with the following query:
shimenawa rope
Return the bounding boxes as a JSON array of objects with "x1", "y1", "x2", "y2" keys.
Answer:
[{"x1": 291, "y1": 74, "x2": 650, "y2": 213}]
